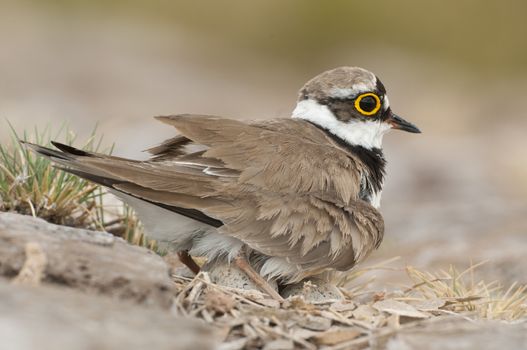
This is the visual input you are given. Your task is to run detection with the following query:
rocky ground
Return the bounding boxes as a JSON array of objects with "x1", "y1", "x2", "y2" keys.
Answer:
[
  {"x1": 0, "y1": 212, "x2": 213, "y2": 350},
  {"x1": 1, "y1": 212, "x2": 525, "y2": 349}
]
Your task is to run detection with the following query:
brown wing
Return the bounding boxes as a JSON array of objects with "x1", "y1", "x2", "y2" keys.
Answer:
[{"x1": 156, "y1": 115, "x2": 362, "y2": 204}]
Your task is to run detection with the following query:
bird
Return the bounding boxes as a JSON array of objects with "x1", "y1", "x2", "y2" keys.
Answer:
[{"x1": 25, "y1": 66, "x2": 420, "y2": 301}]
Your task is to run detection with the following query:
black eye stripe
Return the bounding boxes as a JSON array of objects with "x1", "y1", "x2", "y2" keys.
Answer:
[
  {"x1": 319, "y1": 91, "x2": 384, "y2": 120},
  {"x1": 375, "y1": 77, "x2": 387, "y2": 94}
]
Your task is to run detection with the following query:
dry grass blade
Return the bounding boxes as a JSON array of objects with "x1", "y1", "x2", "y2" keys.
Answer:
[{"x1": 405, "y1": 264, "x2": 527, "y2": 321}]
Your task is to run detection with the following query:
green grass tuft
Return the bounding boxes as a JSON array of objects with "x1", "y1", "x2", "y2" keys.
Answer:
[{"x1": 0, "y1": 122, "x2": 155, "y2": 250}]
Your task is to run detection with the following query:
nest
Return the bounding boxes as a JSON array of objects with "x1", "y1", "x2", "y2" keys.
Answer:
[{"x1": 171, "y1": 263, "x2": 527, "y2": 349}]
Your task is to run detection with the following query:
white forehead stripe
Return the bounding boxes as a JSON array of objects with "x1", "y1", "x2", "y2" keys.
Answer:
[
  {"x1": 330, "y1": 84, "x2": 371, "y2": 99},
  {"x1": 292, "y1": 99, "x2": 391, "y2": 149}
]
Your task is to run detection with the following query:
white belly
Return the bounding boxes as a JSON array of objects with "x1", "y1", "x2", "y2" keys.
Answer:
[{"x1": 111, "y1": 191, "x2": 243, "y2": 260}]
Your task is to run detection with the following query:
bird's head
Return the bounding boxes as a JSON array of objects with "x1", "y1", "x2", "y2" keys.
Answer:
[{"x1": 292, "y1": 67, "x2": 420, "y2": 150}]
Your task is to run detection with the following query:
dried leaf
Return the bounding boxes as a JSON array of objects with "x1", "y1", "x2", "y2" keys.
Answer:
[
  {"x1": 283, "y1": 296, "x2": 316, "y2": 312},
  {"x1": 312, "y1": 328, "x2": 362, "y2": 345},
  {"x1": 373, "y1": 299, "x2": 430, "y2": 319},
  {"x1": 291, "y1": 328, "x2": 320, "y2": 340},
  {"x1": 298, "y1": 315, "x2": 332, "y2": 331},
  {"x1": 330, "y1": 301, "x2": 356, "y2": 312},
  {"x1": 218, "y1": 338, "x2": 248, "y2": 350},
  {"x1": 262, "y1": 339, "x2": 294, "y2": 350},
  {"x1": 205, "y1": 289, "x2": 236, "y2": 314},
  {"x1": 352, "y1": 304, "x2": 378, "y2": 320},
  {"x1": 258, "y1": 299, "x2": 281, "y2": 308},
  {"x1": 410, "y1": 298, "x2": 446, "y2": 311}
]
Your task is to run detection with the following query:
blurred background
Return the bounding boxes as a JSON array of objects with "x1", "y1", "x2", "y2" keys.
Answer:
[{"x1": 1, "y1": 0, "x2": 526, "y2": 286}]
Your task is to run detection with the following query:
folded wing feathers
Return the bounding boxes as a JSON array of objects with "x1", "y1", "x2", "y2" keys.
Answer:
[
  {"x1": 158, "y1": 115, "x2": 361, "y2": 203},
  {"x1": 137, "y1": 115, "x2": 381, "y2": 268},
  {"x1": 25, "y1": 115, "x2": 383, "y2": 273},
  {"x1": 146, "y1": 135, "x2": 192, "y2": 160}
]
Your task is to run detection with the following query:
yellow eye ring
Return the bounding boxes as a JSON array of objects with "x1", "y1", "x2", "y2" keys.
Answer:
[{"x1": 354, "y1": 93, "x2": 381, "y2": 116}]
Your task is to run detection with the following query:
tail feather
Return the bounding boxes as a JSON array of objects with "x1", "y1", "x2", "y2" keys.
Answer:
[
  {"x1": 51, "y1": 141, "x2": 95, "y2": 157},
  {"x1": 22, "y1": 141, "x2": 120, "y2": 185},
  {"x1": 21, "y1": 141, "x2": 73, "y2": 161},
  {"x1": 22, "y1": 140, "x2": 224, "y2": 228},
  {"x1": 55, "y1": 166, "x2": 124, "y2": 188},
  {"x1": 51, "y1": 141, "x2": 132, "y2": 162}
]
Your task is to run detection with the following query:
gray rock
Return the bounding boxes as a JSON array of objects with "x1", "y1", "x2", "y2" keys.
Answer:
[
  {"x1": 385, "y1": 317, "x2": 527, "y2": 350},
  {"x1": 0, "y1": 212, "x2": 174, "y2": 308},
  {"x1": 0, "y1": 279, "x2": 213, "y2": 350}
]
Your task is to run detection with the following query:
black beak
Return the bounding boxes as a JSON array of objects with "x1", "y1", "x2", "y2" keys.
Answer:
[{"x1": 387, "y1": 112, "x2": 421, "y2": 133}]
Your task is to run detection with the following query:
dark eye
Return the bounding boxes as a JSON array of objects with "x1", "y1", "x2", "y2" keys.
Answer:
[
  {"x1": 355, "y1": 93, "x2": 381, "y2": 116},
  {"x1": 359, "y1": 96, "x2": 377, "y2": 112}
]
